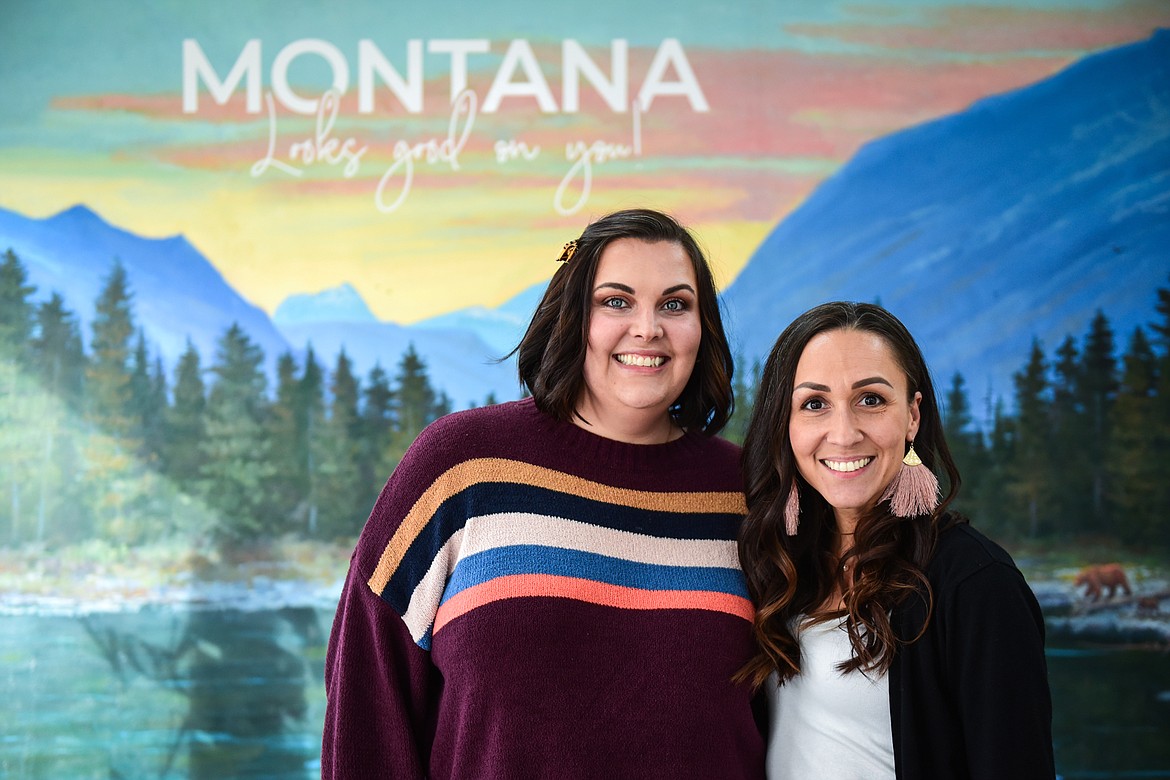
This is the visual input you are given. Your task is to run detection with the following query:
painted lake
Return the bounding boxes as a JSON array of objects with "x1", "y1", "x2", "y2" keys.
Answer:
[{"x1": 1, "y1": 603, "x2": 1168, "y2": 778}]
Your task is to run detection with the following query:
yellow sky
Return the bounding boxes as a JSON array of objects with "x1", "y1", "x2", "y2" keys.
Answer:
[{"x1": 0, "y1": 147, "x2": 773, "y2": 321}]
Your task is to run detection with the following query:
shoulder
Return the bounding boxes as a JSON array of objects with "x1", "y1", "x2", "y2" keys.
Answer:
[
  {"x1": 367, "y1": 399, "x2": 544, "y2": 523},
  {"x1": 404, "y1": 398, "x2": 544, "y2": 468},
  {"x1": 927, "y1": 521, "x2": 1039, "y2": 613},
  {"x1": 417, "y1": 397, "x2": 540, "y2": 442},
  {"x1": 353, "y1": 400, "x2": 546, "y2": 573},
  {"x1": 930, "y1": 522, "x2": 1016, "y2": 573}
]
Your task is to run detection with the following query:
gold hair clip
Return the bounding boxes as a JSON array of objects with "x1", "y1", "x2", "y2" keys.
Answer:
[{"x1": 557, "y1": 240, "x2": 578, "y2": 263}]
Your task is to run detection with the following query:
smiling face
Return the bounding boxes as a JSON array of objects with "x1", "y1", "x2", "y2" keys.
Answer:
[
  {"x1": 575, "y1": 237, "x2": 702, "y2": 443},
  {"x1": 789, "y1": 328, "x2": 922, "y2": 530}
]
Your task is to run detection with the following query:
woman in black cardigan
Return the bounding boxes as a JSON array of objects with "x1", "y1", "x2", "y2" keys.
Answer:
[{"x1": 738, "y1": 301, "x2": 1054, "y2": 780}]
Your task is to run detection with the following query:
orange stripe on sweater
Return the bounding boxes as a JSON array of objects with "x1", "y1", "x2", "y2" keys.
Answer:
[{"x1": 432, "y1": 573, "x2": 754, "y2": 636}]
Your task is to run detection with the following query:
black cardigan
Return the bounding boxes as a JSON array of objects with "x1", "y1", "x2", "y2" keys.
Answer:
[{"x1": 890, "y1": 522, "x2": 1056, "y2": 779}]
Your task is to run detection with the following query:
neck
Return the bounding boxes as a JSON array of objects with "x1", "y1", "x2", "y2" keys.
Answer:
[
  {"x1": 833, "y1": 511, "x2": 859, "y2": 560},
  {"x1": 834, "y1": 511, "x2": 859, "y2": 537}
]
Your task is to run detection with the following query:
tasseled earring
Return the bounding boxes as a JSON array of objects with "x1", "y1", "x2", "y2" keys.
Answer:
[
  {"x1": 784, "y1": 482, "x2": 800, "y2": 536},
  {"x1": 880, "y1": 442, "x2": 940, "y2": 518}
]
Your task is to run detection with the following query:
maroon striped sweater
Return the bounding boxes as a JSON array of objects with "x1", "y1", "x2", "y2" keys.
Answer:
[{"x1": 322, "y1": 398, "x2": 765, "y2": 779}]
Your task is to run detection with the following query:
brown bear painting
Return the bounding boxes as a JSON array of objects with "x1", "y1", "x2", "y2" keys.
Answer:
[{"x1": 1074, "y1": 564, "x2": 1133, "y2": 601}]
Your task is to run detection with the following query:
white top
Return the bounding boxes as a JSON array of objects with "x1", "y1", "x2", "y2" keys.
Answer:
[{"x1": 765, "y1": 616, "x2": 896, "y2": 780}]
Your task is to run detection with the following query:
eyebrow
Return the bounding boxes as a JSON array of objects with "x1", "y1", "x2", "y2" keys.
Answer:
[
  {"x1": 593, "y1": 282, "x2": 697, "y2": 295},
  {"x1": 794, "y1": 376, "x2": 894, "y2": 392}
]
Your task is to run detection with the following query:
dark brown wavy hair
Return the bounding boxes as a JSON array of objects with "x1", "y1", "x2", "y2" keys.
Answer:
[
  {"x1": 512, "y1": 208, "x2": 735, "y2": 435},
  {"x1": 736, "y1": 301, "x2": 962, "y2": 688}
]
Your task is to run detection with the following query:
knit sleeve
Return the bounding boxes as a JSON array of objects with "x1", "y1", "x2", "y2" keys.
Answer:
[
  {"x1": 321, "y1": 559, "x2": 435, "y2": 779},
  {"x1": 321, "y1": 418, "x2": 469, "y2": 779},
  {"x1": 946, "y1": 561, "x2": 1055, "y2": 780}
]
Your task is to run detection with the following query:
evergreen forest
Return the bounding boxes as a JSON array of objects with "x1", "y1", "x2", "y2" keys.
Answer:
[{"x1": 1, "y1": 248, "x2": 1167, "y2": 554}]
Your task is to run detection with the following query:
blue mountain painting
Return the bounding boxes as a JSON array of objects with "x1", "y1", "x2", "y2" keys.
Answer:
[
  {"x1": 0, "y1": 204, "x2": 291, "y2": 374},
  {"x1": 721, "y1": 31, "x2": 1169, "y2": 417},
  {"x1": 0, "y1": 204, "x2": 521, "y2": 406}
]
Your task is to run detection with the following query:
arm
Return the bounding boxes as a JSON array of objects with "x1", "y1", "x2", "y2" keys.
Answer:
[
  {"x1": 321, "y1": 418, "x2": 466, "y2": 780},
  {"x1": 948, "y1": 562, "x2": 1055, "y2": 780},
  {"x1": 321, "y1": 557, "x2": 437, "y2": 779}
]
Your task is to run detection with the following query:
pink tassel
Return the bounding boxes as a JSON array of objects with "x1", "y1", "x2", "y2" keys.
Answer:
[
  {"x1": 880, "y1": 444, "x2": 940, "y2": 518},
  {"x1": 784, "y1": 482, "x2": 800, "y2": 536}
]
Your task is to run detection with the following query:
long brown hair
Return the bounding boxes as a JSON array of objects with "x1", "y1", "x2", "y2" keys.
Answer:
[
  {"x1": 513, "y1": 208, "x2": 735, "y2": 434},
  {"x1": 737, "y1": 302, "x2": 962, "y2": 688}
]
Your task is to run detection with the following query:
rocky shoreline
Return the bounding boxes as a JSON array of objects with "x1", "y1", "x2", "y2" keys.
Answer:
[
  {"x1": 0, "y1": 538, "x2": 350, "y2": 616},
  {"x1": 1031, "y1": 578, "x2": 1170, "y2": 646},
  {"x1": 2, "y1": 541, "x2": 1168, "y2": 646}
]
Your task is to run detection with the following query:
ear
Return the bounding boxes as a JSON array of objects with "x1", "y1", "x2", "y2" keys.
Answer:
[{"x1": 907, "y1": 391, "x2": 922, "y2": 441}]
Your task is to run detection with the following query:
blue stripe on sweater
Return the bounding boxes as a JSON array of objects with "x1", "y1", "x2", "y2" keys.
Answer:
[{"x1": 439, "y1": 545, "x2": 748, "y2": 606}]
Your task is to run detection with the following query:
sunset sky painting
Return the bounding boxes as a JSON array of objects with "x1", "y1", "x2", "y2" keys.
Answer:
[{"x1": 2, "y1": 0, "x2": 1165, "y2": 325}]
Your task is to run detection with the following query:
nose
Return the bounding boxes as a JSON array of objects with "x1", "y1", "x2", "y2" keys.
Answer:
[
  {"x1": 630, "y1": 307, "x2": 663, "y2": 341},
  {"x1": 826, "y1": 407, "x2": 863, "y2": 447}
]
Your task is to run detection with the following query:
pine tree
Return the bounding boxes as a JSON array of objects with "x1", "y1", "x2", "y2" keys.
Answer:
[
  {"x1": 265, "y1": 351, "x2": 305, "y2": 525},
  {"x1": 298, "y1": 346, "x2": 326, "y2": 536},
  {"x1": 358, "y1": 363, "x2": 395, "y2": 495},
  {"x1": 315, "y1": 349, "x2": 366, "y2": 540},
  {"x1": 942, "y1": 371, "x2": 987, "y2": 517},
  {"x1": 163, "y1": 339, "x2": 207, "y2": 492},
  {"x1": 1051, "y1": 336, "x2": 1080, "y2": 425},
  {"x1": 1009, "y1": 340, "x2": 1052, "y2": 538},
  {"x1": 76, "y1": 262, "x2": 142, "y2": 539},
  {"x1": 1049, "y1": 335, "x2": 1091, "y2": 533},
  {"x1": 200, "y1": 323, "x2": 275, "y2": 543},
  {"x1": 1109, "y1": 278, "x2": 1170, "y2": 548},
  {"x1": 87, "y1": 261, "x2": 137, "y2": 438},
  {"x1": 1154, "y1": 279, "x2": 1170, "y2": 350},
  {"x1": 151, "y1": 355, "x2": 168, "y2": 454},
  {"x1": 974, "y1": 397, "x2": 1017, "y2": 540},
  {"x1": 387, "y1": 344, "x2": 445, "y2": 467},
  {"x1": 0, "y1": 248, "x2": 36, "y2": 363},
  {"x1": 435, "y1": 390, "x2": 452, "y2": 419},
  {"x1": 1080, "y1": 310, "x2": 1117, "y2": 530},
  {"x1": 0, "y1": 259, "x2": 51, "y2": 537},
  {"x1": 1154, "y1": 278, "x2": 1170, "y2": 471},
  {"x1": 331, "y1": 350, "x2": 361, "y2": 437},
  {"x1": 1108, "y1": 327, "x2": 1163, "y2": 545},
  {"x1": 31, "y1": 292, "x2": 86, "y2": 405},
  {"x1": 27, "y1": 294, "x2": 87, "y2": 543},
  {"x1": 128, "y1": 330, "x2": 167, "y2": 464}
]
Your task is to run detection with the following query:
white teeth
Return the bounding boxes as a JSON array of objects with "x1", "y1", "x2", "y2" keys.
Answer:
[
  {"x1": 616, "y1": 354, "x2": 665, "y2": 368},
  {"x1": 824, "y1": 458, "x2": 872, "y2": 473}
]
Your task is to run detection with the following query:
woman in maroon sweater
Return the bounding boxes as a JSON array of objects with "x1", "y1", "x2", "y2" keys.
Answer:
[{"x1": 322, "y1": 209, "x2": 765, "y2": 779}]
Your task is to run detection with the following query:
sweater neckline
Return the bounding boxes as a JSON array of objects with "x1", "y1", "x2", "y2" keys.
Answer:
[{"x1": 514, "y1": 397, "x2": 721, "y2": 474}]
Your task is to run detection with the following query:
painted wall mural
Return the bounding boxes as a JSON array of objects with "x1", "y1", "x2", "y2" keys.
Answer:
[{"x1": 1, "y1": 1, "x2": 1168, "y2": 777}]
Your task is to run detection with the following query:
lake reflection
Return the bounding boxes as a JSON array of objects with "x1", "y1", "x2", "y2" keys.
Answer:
[
  {"x1": 1049, "y1": 645, "x2": 1170, "y2": 779},
  {"x1": 1, "y1": 607, "x2": 328, "y2": 779},
  {"x1": 1, "y1": 607, "x2": 1168, "y2": 778}
]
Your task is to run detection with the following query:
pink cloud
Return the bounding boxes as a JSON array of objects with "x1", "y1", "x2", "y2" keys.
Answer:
[
  {"x1": 50, "y1": 22, "x2": 1161, "y2": 223},
  {"x1": 787, "y1": 1, "x2": 1168, "y2": 54}
]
